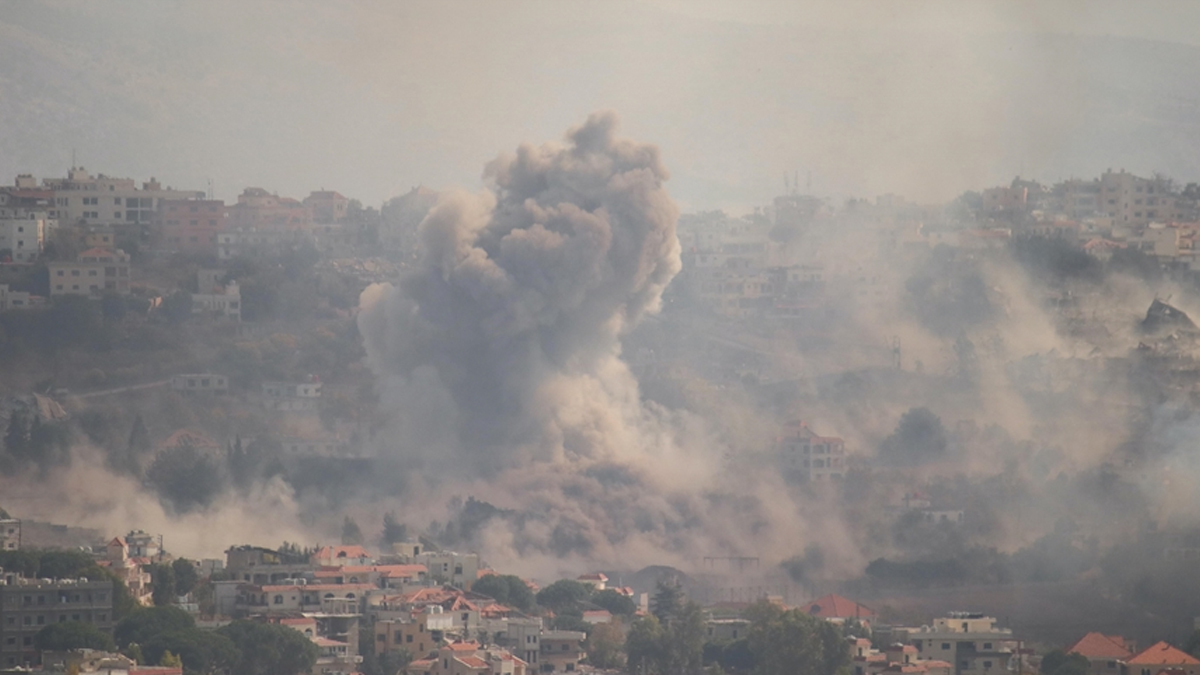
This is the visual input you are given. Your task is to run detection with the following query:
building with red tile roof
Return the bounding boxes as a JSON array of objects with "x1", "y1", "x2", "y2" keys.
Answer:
[
  {"x1": 799, "y1": 593, "x2": 877, "y2": 621},
  {"x1": 1070, "y1": 632, "x2": 1134, "y2": 660},
  {"x1": 1128, "y1": 642, "x2": 1200, "y2": 675}
]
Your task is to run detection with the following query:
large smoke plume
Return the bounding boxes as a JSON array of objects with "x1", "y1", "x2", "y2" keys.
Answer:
[{"x1": 357, "y1": 112, "x2": 820, "y2": 572}]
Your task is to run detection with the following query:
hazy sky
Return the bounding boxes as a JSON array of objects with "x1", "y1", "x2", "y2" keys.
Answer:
[{"x1": 2, "y1": 1, "x2": 1200, "y2": 211}]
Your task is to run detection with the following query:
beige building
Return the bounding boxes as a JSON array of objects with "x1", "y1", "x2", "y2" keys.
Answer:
[
  {"x1": 896, "y1": 613, "x2": 1016, "y2": 675},
  {"x1": 48, "y1": 248, "x2": 131, "y2": 297},
  {"x1": 41, "y1": 168, "x2": 203, "y2": 230},
  {"x1": 1098, "y1": 169, "x2": 1182, "y2": 227},
  {"x1": 777, "y1": 420, "x2": 846, "y2": 481}
]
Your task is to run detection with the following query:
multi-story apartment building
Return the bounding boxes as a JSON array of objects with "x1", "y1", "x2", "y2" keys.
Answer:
[
  {"x1": 897, "y1": 613, "x2": 1016, "y2": 675},
  {"x1": 777, "y1": 420, "x2": 846, "y2": 481},
  {"x1": 375, "y1": 608, "x2": 453, "y2": 659},
  {"x1": 153, "y1": 198, "x2": 227, "y2": 255},
  {"x1": 1098, "y1": 169, "x2": 1182, "y2": 227},
  {"x1": 0, "y1": 520, "x2": 18, "y2": 551},
  {"x1": 0, "y1": 573, "x2": 115, "y2": 668},
  {"x1": 48, "y1": 248, "x2": 131, "y2": 297},
  {"x1": 40, "y1": 169, "x2": 204, "y2": 243}
]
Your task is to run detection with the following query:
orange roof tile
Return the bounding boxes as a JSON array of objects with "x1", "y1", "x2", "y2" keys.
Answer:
[
  {"x1": 446, "y1": 641, "x2": 480, "y2": 652},
  {"x1": 1070, "y1": 633, "x2": 1133, "y2": 660},
  {"x1": 1129, "y1": 643, "x2": 1200, "y2": 666}
]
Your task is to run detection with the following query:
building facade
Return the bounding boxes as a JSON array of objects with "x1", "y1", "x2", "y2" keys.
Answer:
[{"x1": 0, "y1": 574, "x2": 115, "y2": 668}]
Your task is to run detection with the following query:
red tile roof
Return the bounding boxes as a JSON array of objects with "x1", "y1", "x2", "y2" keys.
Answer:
[
  {"x1": 1129, "y1": 642, "x2": 1200, "y2": 666},
  {"x1": 455, "y1": 656, "x2": 489, "y2": 669},
  {"x1": 799, "y1": 593, "x2": 877, "y2": 619},
  {"x1": 1070, "y1": 633, "x2": 1133, "y2": 660},
  {"x1": 446, "y1": 641, "x2": 480, "y2": 652}
]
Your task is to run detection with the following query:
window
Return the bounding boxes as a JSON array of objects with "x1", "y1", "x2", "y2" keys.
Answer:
[
  {"x1": 983, "y1": 643, "x2": 992, "y2": 650},
  {"x1": 71, "y1": 270, "x2": 80, "y2": 276},
  {"x1": 274, "y1": 595, "x2": 284, "y2": 604},
  {"x1": 984, "y1": 662, "x2": 992, "y2": 669},
  {"x1": 406, "y1": 634, "x2": 413, "y2": 643},
  {"x1": 942, "y1": 643, "x2": 950, "y2": 650}
]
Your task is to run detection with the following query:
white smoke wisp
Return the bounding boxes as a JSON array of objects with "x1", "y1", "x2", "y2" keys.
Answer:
[{"x1": 358, "y1": 112, "x2": 828, "y2": 570}]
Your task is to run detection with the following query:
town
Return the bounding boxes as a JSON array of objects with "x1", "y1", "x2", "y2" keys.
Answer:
[{"x1": 4, "y1": 160, "x2": 1200, "y2": 675}]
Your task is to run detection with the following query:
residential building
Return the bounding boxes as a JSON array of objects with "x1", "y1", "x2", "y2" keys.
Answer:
[
  {"x1": 897, "y1": 613, "x2": 1016, "y2": 675},
  {"x1": 1067, "y1": 632, "x2": 1134, "y2": 675},
  {"x1": 407, "y1": 641, "x2": 528, "y2": 675},
  {"x1": 1127, "y1": 641, "x2": 1200, "y2": 675},
  {"x1": 798, "y1": 594, "x2": 877, "y2": 624},
  {"x1": 40, "y1": 648, "x2": 182, "y2": 675},
  {"x1": 262, "y1": 377, "x2": 322, "y2": 411},
  {"x1": 0, "y1": 215, "x2": 49, "y2": 262},
  {"x1": 375, "y1": 607, "x2": 453, "y2": 659},
  {"x1": 0, "y1": 286, "x2": 31, "y2": 311},
  {"x1": 227, "y1": 187, "x2": 313, "y2": 231},
  {"x1": 224, "y1": 545, "x2": 315, "y2": 585},
  {"x1": 40, "y1": 169, "x2": 204, "y2": 246},
  {"x1": 0, "y1": 573, "x2": 115, "y2": 668},
  {"x1": 47, "y1": 248, "x2": 131, "y2": 297},
  {"x1": 1098, "y1": 169, "x2": 1179, "y2": 227},
  {"x1": 418, "y1": 552, "x2": 479, "y2": 589},
  {"x1": 304, "y1": 190, "x2": 350, "y2": 224},
  {"x1": 191, "y1": 281, "x2": 241, "y2": 321},
  {"x1": 777, "y1": 420, "x2": 846, "y2": 481},
  {"x1": 153, "y1": 198, "x2": 227, "y2": 255},
  {"x1": 124, "y1": 531, "x2": 160, "y2": 560},
  {"x1": 102, "y1": 537, "x2": 153, "y2": 607},
  {"x1": 170, "y1": 374, "x2": 230, "y2": 395},
  {"x1": 538, "y1": 630, "x2": 584, "y2": 673},
  {"x1": 0, "y1": 521, "x2": 18, "y2": 551},
  {"x1": 705, "y1": 618, "x2": 749, "y2": 642},
  {"x1": 575, "y1": 573, "x2": 607, "y2": 591},
  {"x1": 311, "y1": 546, "x2": 373, "y2": 568}
]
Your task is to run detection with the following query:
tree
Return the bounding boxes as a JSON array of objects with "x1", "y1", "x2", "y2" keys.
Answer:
[
  {"x1": 381, "y1": 512, "x2": 407, "y2": 547},
  {"x1": 217, "y1": 620, "x2": 318, "y2": 675},
  {"x1": 536, "y1": 579, "x2": 592, "y2": 612},
  {"x1": 471, "y1": 574, "x2": 534, "y2": 612},
  {"x1": 151, "y1": 563, "x2": 177, "y2": 606},
  {"x1": 115, "y1": 606, "x2": 197, "y2": 648},
  {"x1": 1041, "y1": 650, "x2": 1090, "y2": 675},
  {"x1": 626, "y1": 615, "x2": 666, "y2": 675},
  {"x1": 120, "y1": 415, "x2": 152, "y2": 474},
  {"x1": 159, "y1": 651, "x2": 183, "y2": 668},
  {"x1": 651, "y1": 580, "x2": 684, "y2": 622},
  {"x1": 146, "y1": 440, "x2": 226, "y2": 513},
  {"x1": 143, "y1": 628, "x2": 238, "y2": 675},
  {"x1": 341, "y1": 516, "x2": 364, "y2": 545},
  {"x1": 35, "y1": 621, "x2": 115, "y2": 652},
  {"x1": 101, "y1": 291, "x2": 127, "y2": 323},
  {"x1": 586, "y1": 620, "x2": 626, "y2": 670},
  {"x1": 879, "y1": 407, "x2": 948, "y2": 466},
  {"x1": 592, "y1": 589, "x2": 637, "y2": 617},
  {"x1": 745, "y1": 601, "x2": 849, "y2": 675},
  {"x1": 173, "y1": 558, "x2": 199, "y2": 597}
]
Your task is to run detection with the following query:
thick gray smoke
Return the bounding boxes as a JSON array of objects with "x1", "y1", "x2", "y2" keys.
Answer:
[
  {"x1": 359, "y1": 111, "x2": 681, "y2": 470},
  {"x1": 357, "y1": 113, "x2": 819, "y2": 572}
]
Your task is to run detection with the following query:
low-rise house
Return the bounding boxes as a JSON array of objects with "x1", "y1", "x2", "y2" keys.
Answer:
[
  {"x1": 170, "y1": 374, "x2": 229, "y2": 395},
  {"x1": 1068, "y1": 632, "x2": 1135, "y2": 675},
  {"x1": 1127, "y1": 642, "x2": 1200, "y2": 675},
  {"x1": 777, "y1": 421, "x2": 846, "y2": 482},
  {"x1": 576, "y1": 573, "x2": 607, "y2": 591},
  {"x1": 191, "y1": 281, "x2": 241, "y2": 321},
  {"x1": 0, "y1": 285, "x2": 31, "y2": 311},
  {"x1": 705, "y1": 618, "x2": 749, "y2": 642},
  {"x1": 263, "y1": 377, "x2": 322, "y2": 411},
  {"x1": 538, "y1": 630, "x2": 585, "y2": 673},
  {"x1": 406, "y1": 641, "x2": 527, "y2": 675},
  {"x1": 375, "y1": 607, "x2": 454, "y2": 659},
  {"x1": 798, "y1": 594, "x2": 877, "y2": 624}
]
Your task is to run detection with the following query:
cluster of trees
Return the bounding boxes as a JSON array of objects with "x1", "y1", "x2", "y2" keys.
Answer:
[
  {"x1": 625, "y1": 584, "x2": 851, "y2": 675},
  {"x1": 531, "y1": 579, "x2": 638, "y2": 632},
  {"x1": 87, "y1": 606, "x2": 319, "y2": 675},
  {"x1": 147, "y1": 558, "x2": 201, "y2": 606},
  {"x1": 1, "y1": 406, "x2": 72, "y2": 473}
]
